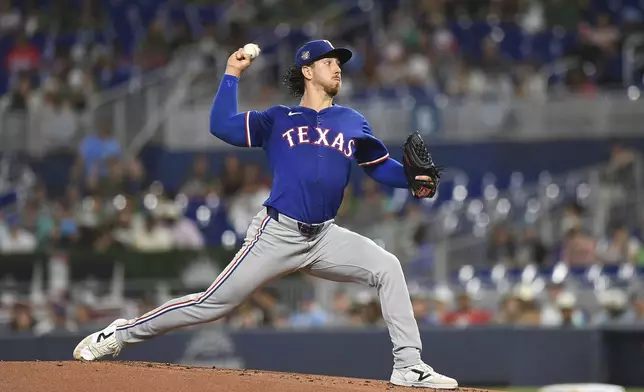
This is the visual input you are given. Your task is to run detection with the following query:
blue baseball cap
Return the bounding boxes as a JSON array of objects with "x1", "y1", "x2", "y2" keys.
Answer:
[{"x1": 294, "y1": 40, "x2": 352, "y2": 68}]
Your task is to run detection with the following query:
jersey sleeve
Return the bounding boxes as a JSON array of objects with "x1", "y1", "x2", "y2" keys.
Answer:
[
  {"x1": 209, "y1": 74, "x2": 274, "y2": 148},
  {"x1": 244, "y1": 109, "x2": 273, "y2": 148},
  {"x1": 354, "y1": 118, "x2": 390, "y2": 166}
]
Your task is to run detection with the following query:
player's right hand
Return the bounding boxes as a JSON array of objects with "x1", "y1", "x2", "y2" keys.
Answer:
[{"x1": 225, "y1": 48, "x2": 252, "y2": 78}]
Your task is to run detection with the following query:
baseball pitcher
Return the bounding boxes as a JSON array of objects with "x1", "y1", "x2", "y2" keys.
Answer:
[{"x1": 73, "y1": 40, "x2": 456, "y2": 389}]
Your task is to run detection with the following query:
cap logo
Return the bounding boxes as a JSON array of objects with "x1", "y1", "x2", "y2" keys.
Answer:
[{"x1": 301, "y1": 51, "x2": 310, "y2": 61}]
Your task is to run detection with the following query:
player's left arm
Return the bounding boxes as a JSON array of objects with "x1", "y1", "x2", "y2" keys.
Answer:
[{"x1": 356, "y1": 119, "x2": 408, "y2": 189}]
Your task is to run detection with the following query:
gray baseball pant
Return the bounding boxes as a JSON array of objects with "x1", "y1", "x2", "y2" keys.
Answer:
[{"x1": 115, "y1": 208, "x2": 423, "y2": 368}]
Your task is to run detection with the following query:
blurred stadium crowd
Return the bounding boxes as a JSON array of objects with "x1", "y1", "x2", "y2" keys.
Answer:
[
  {"x1": 2, "y1": 0, "x2": 644, "y2": 335},
  {"x1": 1, "y1": 134, "x2": 644, "y2": 335},
  {"x1": 2, "y1": 0, "x2": 644, "y2": 112}
]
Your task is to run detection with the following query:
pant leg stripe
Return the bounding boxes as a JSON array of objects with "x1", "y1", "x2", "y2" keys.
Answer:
[{"x1": 117, "y1": 216, "x2": 271, "y2": 330}]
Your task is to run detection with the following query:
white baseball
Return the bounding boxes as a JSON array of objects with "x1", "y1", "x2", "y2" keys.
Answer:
[{"x1": 243, "y1": 43, "x2": 261, "y2": 60}]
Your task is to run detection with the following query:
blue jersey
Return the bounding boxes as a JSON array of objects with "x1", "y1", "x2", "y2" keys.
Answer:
[{"x1": 210, "y1": 75, "x2": 407, "y2": 224}]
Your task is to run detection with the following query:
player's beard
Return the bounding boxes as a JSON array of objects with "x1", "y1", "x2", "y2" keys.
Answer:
[{"x1": 324, "y1": 80, "x2": 341, "y2": 97}]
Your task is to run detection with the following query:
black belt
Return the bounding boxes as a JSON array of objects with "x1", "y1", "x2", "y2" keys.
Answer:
[{"x1": 266, "y1": 206, "x2": 324, "y2": 237}]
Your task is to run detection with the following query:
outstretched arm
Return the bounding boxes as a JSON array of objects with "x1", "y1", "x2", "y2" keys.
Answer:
[
  {"x1": 358, "y1": 131, "x2": 437, "y2": 191},
  {"x1": 355, "y1": 118, "x2": 409, "y2": 188},
  {"x1": 362, "y1": 157, "x2": 408, "y2": 188}
]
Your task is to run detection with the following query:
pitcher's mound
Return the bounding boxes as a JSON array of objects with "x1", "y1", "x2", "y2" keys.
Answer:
[{"x1": 0, "y1": 361, "x2": 501, "y2": 392}]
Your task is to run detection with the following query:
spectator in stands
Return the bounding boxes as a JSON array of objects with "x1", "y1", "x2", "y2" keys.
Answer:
[
  {"x1": 0, "y1": 215, "x2": 36, "y2": 253},
  {"x1": 130, "y1": 212, "x2": 173, "y2": 252},
  {"x1": 54, "y1": 201, "x2": 80, "y2": 248},
  {"x1": 86, "y1": 157, "x2": 146, "y2": 198},
  {"x1": 252, "y1": 287, "x2": 290, "y2": 328},
  {"x1": 560, "y1": 228, "x2": 598, "y2": 266},
  {"x1": 398, "y1": 202, "x2": 426, "y2": 257},
  {"x1": 345, "y1": 302, "x2": 365, "y2": 326},
  {"x1": 577, "y1": 13, "x2": 621, "y2": 80},
  {"x1": 41, "y1": 93, "x2": 79, "y2": 153},
  {"x1": 72, "y1": 122, "x2": 122, "y2": 187},
  {"x1": 541, "y1": 290, "x2": 586, "y2": 328},
  {"x1": 9, "y1": 303, "x2": 35, "y2": 332},
  {"x1": 405, "y1": 225, "x2": 436, "y2": 277},
  {"x1": 361, "y1": 298, "x2": 385, "y2": 326},
  {"x1": 467, "y1": 37, "x2": 515, "y2": 129},
  {"x1": 565, "y1": 66, "x2": 597, "y2": 96},
  {"x1": 430, "y1": 286, "x2": 453, "y2": 326},
  {"x1": 66, "y1": 67, "x2": 95, "y2": 111},
  {"x1": 227, "y1": 300, "x2": 264, "y2": 329},
  {"x1": 92, "y1": 45, "x2": 133, "y2": 90},
  {"x1": 367, "y1": 208, "x2": 402, "y2": 255},
  {"x1": 180, "y1": 154, "x2": 217, "y2": 199},
  {"x1": 519, "y1": 0, "x2": 545, "y2": 34},
  {"x1": 603, "y1": 140, "x2": 639, "y2": 192},
  {"x1": 327, "y1": 290, "x2": 352, "y2": 326},
  {"x1": 110, "y1": 202, "x2": 137, "y2": 248},
  {"x1": 635, "y1": 243, "x2": 644, "y2": 267},
  {"x1": 158, "y1": 203, "x2": 204, "y2": 250},
  {"x1": 516, "y1": 226, "x2": 549, "y2": 266},
  {"x1": 559, "y1": 202, "x2": 585, "y2": 237},
  {"x1": 478, "y1": 36, "x2": 513, "y2": 78},
  {"x1": 20, "y1": 200, "x2": 55, "y2": 248},
  {"x1": 351, "y1": 178, "x2": 388, "y2": 233},
  {"x1": 29, "y1": 183, "x2": 51, "y2": 215},
  {"x1": 411, "y1": 292, "x2": 437, "y2": 326},
  {"x1": 75, "y1": 196, "x2": 108, "y2": 244},
  {"x1": 334, "y1": 183, "x2": 358, "y2": 227},
  {"x1": 122, "y1": 158, "x2": 146, "y2": 195},
  {"x1": 596, "y1": 225, "x2": 641, "y2": 264},
  {"x1": 515, "y1": 61, "x2": 547, "y2": 101},
  {"x1": 539, "y1": 282, "x2": 564, "y2": 323},
  {"x1": 228, "y1": 163, "x2": 270, "y2": 237},
  {"x1": 428, "y1": 13, "x2": 459, "y2": 92},
  {"x1": 634, "y1": 293, "x2": 644, "y2": 324},
  {"x1": 593, "y1": 289, "x2": 637, "y2": 326},
  {"x1": 443, "y1": 292, "x2": 493, "y2": 327},
  {"x1": 33, "y1": 300, "x2": 73, "y2": 336},
  {"x1": 87, "y1": 157, "x2": 124, "y2": 197},
  {"x1": 487, "y1": 225, "x2": 516, "y2": 265},
  {"x1": 444, "y1": 59, "x2": 471, "y2": 97},
  {"x1": 170, "y1": 20, "x2": 194, "y2": 53},
  {"x1": 219, "y1": 154, "x2": 244, "y2": 198},
  {"x1": 72, "y1": 301, "x2": 95, "y2": 328},
  {"x1": 289, "y1": 292, "x2": 329, "y2": 328},
  {"x1": 376, "y1": 40, "x2": 408, "y2": 89},
  {"x1": 0, "y1": 0, "x2": 21, "y2": 34},
  {"x1": 138, "y1": 17, "x2": 171, "y2": 71},
  {"x1": 93, "y1": 222, "x2": 124, "y2": 252},
  {"x1": 514, "y1": 285, "x2": 542, "y2": 326},
  {"x1": 598, "y1": 141, "x2": 642, "y2": 229},
  {"x1": 5, "y1": 31, "x2": 40, "y2": 77},
  {"x1": 226, "y1": 0, "x2": 258, "y2": 26},
  {"x1": 496, "y1": 294, "x2": 522, "y2": 325},
  {"x1": 0, "y1": 72, "x2": 40, "y2": 112},
  {"x1": 406, "y1": 49, "x2": 434, "y2": 91}
]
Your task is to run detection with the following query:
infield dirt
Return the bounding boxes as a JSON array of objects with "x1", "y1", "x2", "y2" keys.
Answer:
[{"x1": 0, "y1": 361, "x2": 501, "y2": 392}]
